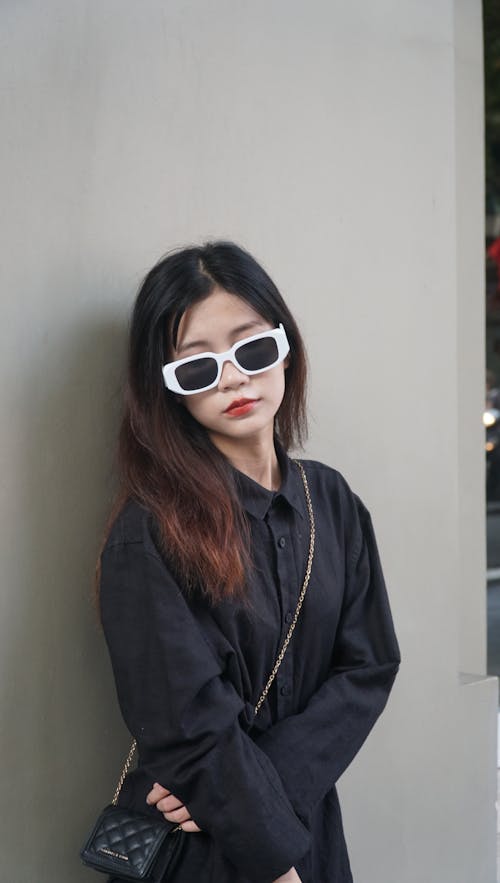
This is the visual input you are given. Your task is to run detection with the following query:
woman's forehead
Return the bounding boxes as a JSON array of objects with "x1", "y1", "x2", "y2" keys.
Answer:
[{"x1": 175, "y1": 290, "x2": 269, "y2": 349}]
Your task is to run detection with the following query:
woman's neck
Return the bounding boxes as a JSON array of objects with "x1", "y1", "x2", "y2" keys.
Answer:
[{"x1": 209, "y1": 432, "x2": 281, "y2": 491}]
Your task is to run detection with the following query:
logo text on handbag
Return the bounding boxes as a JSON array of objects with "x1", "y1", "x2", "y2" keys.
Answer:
[{"x1": 98, "y1": 847, "x2": 129, "y2": 861}]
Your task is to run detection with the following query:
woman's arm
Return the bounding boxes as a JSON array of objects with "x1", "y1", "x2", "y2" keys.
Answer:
[
  {"x1": 99, "y1": 537, "x2": 311, "y2": 883},
  {"x1": 252, "y1": 499, "x2": 401, "y2": 823},
  {"x1": 145, "y1": 784, "x2": 303, "y2": 882}
]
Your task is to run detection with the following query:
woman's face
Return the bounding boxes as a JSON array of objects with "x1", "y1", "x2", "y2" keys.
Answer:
[{"x1": 171, "y1": 288, "x2": 289, "y2": 453}]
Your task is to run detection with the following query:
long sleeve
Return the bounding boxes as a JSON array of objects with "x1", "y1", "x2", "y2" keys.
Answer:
[
  {"x1": 99, "y1": 537, "x2": 311, "y2": 883},
  {"x1": 252, "y1": 497, "x2": 401, "y2": 821}
]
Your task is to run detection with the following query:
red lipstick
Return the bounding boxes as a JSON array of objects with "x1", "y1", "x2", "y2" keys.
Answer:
[{"x1": 224, "y1": 397, "x2": 259, "y2": 417}]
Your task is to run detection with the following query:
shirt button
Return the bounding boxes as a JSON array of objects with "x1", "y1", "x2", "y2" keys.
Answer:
[
  {"x1": 278, "y1": 537, "x2": 286, "y2": 548},
  {"x1": 285, "y1": 611, "x2": 293, "y2": 623},
  {"x1": 280, "y1": 684, "x2": 292, "y2": 696}
]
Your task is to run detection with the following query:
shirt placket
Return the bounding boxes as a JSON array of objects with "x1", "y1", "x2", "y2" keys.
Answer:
[{"x1": 265, "y1": 499, "x2": 299, "y2": 720}]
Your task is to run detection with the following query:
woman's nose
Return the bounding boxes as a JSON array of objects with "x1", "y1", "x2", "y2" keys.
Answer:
[{"x1": 218, "y1": 358, "x2": 249, "y2": 391}]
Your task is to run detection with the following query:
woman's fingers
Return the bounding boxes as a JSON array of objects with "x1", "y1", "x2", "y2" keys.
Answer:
[
  {"x1": 145, "y1": 783, "x2": 203, "y2": 832},
  {"x1": 178, "y1": 819, "x2": 202, "y2": 832},
  {"x1": 155, "y1": 793, "x2": 184, "y2": 813},
  {"x1": 158, "y1": 800, "x2": 191, "y2": 823},
  {"x1": 146, "y1": 782, "x2": 170, "y2": 805}
]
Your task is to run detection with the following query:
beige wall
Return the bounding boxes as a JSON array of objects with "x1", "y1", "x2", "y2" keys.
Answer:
[{"x1": 1, "y1": 2, "x2": 496, "y2": 881}]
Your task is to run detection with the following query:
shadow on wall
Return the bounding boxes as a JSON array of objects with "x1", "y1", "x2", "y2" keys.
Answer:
[{"x1": 3, "y1": 304, "x2": 134, "y2": 878}]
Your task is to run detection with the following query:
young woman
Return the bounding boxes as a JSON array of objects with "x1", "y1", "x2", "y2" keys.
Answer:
[{"x1": 97, "y1": 240, "x2": 401, "y2": 883}]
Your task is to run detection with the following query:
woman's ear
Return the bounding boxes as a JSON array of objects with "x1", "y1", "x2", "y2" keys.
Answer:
[{"x1": 284, "y1": 354, "x2": 291, "y2": 370}]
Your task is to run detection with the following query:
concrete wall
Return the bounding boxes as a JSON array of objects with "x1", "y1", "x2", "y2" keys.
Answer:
[{"x1": 0, "y1": 2, "x2": 495, "y2": 881}]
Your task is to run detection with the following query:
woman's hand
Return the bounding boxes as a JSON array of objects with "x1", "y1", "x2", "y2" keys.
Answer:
[
  {"x1": 146, "y1": 782, "x2": 202, "y2": 832},
  {"x1": 272, "y1": 868, "x2": 303, "y2": 883}
]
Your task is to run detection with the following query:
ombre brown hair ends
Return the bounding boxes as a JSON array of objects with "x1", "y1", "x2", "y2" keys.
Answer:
[{"x1": 96, "y1": 241, "x2": 308, "y2": 606}]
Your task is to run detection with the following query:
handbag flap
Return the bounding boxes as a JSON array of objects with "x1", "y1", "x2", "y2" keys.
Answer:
[{"x1": 81, "y1": 804, "x2": 171, "y2": 879}]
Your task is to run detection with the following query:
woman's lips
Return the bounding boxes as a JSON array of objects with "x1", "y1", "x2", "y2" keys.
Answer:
[{"x1": 224, "y1": 398, "x2": 259, "y2": 417}]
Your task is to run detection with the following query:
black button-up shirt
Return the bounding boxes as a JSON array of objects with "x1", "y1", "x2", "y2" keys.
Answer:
[{"x1": 100, "y1": 441, "x2": 401, "y2": 883}]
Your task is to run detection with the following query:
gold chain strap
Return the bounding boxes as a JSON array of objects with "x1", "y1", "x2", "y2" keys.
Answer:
[
  {"x1": 112, "y1": 739, "x2": 139, "y2": 806},
  {"x1": 111, "y1": 459, "x2": 314, "y2": 812}
]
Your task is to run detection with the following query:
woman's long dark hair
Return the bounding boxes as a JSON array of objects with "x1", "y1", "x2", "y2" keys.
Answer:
[{"x1": 96, "y1": 240, "x2": 308, "y2": 606}]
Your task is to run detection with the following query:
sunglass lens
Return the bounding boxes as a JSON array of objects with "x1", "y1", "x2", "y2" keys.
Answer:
[
  {"x1": 175, "y1": 357, "x2": 218, "y2": 391},
  {"x1": 236, "y1": 337, "x2": 279, "y2": 371}
]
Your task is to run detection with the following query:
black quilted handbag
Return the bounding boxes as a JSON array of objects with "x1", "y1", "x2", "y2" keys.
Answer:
[{"x1": 79, "y1": 741, "x2": 186, "y2": 881}]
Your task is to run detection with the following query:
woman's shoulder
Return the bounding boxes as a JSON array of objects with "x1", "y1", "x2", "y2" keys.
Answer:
[
  {"x1": 295, "y1": 457, "x2": 374, "y2": 563},
  {"x1": 103, "y1": 497, "x2": 160, "y2": 557},
  {"x1": 296, "y1": 454, "x2": 361, "y2": 496},
  {"x1": 295, "y1": 455, "x2": 368, "y2": 519}
]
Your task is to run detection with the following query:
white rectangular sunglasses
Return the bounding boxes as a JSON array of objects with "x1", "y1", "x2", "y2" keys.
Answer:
[{"x1": 162, "y1": 323, "x2": 290, "y2": 395}]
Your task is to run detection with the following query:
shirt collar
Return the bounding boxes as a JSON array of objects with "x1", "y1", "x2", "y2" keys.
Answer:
[{"x1": 231, "y1": 438, "x2": 306, "y2": 521}]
